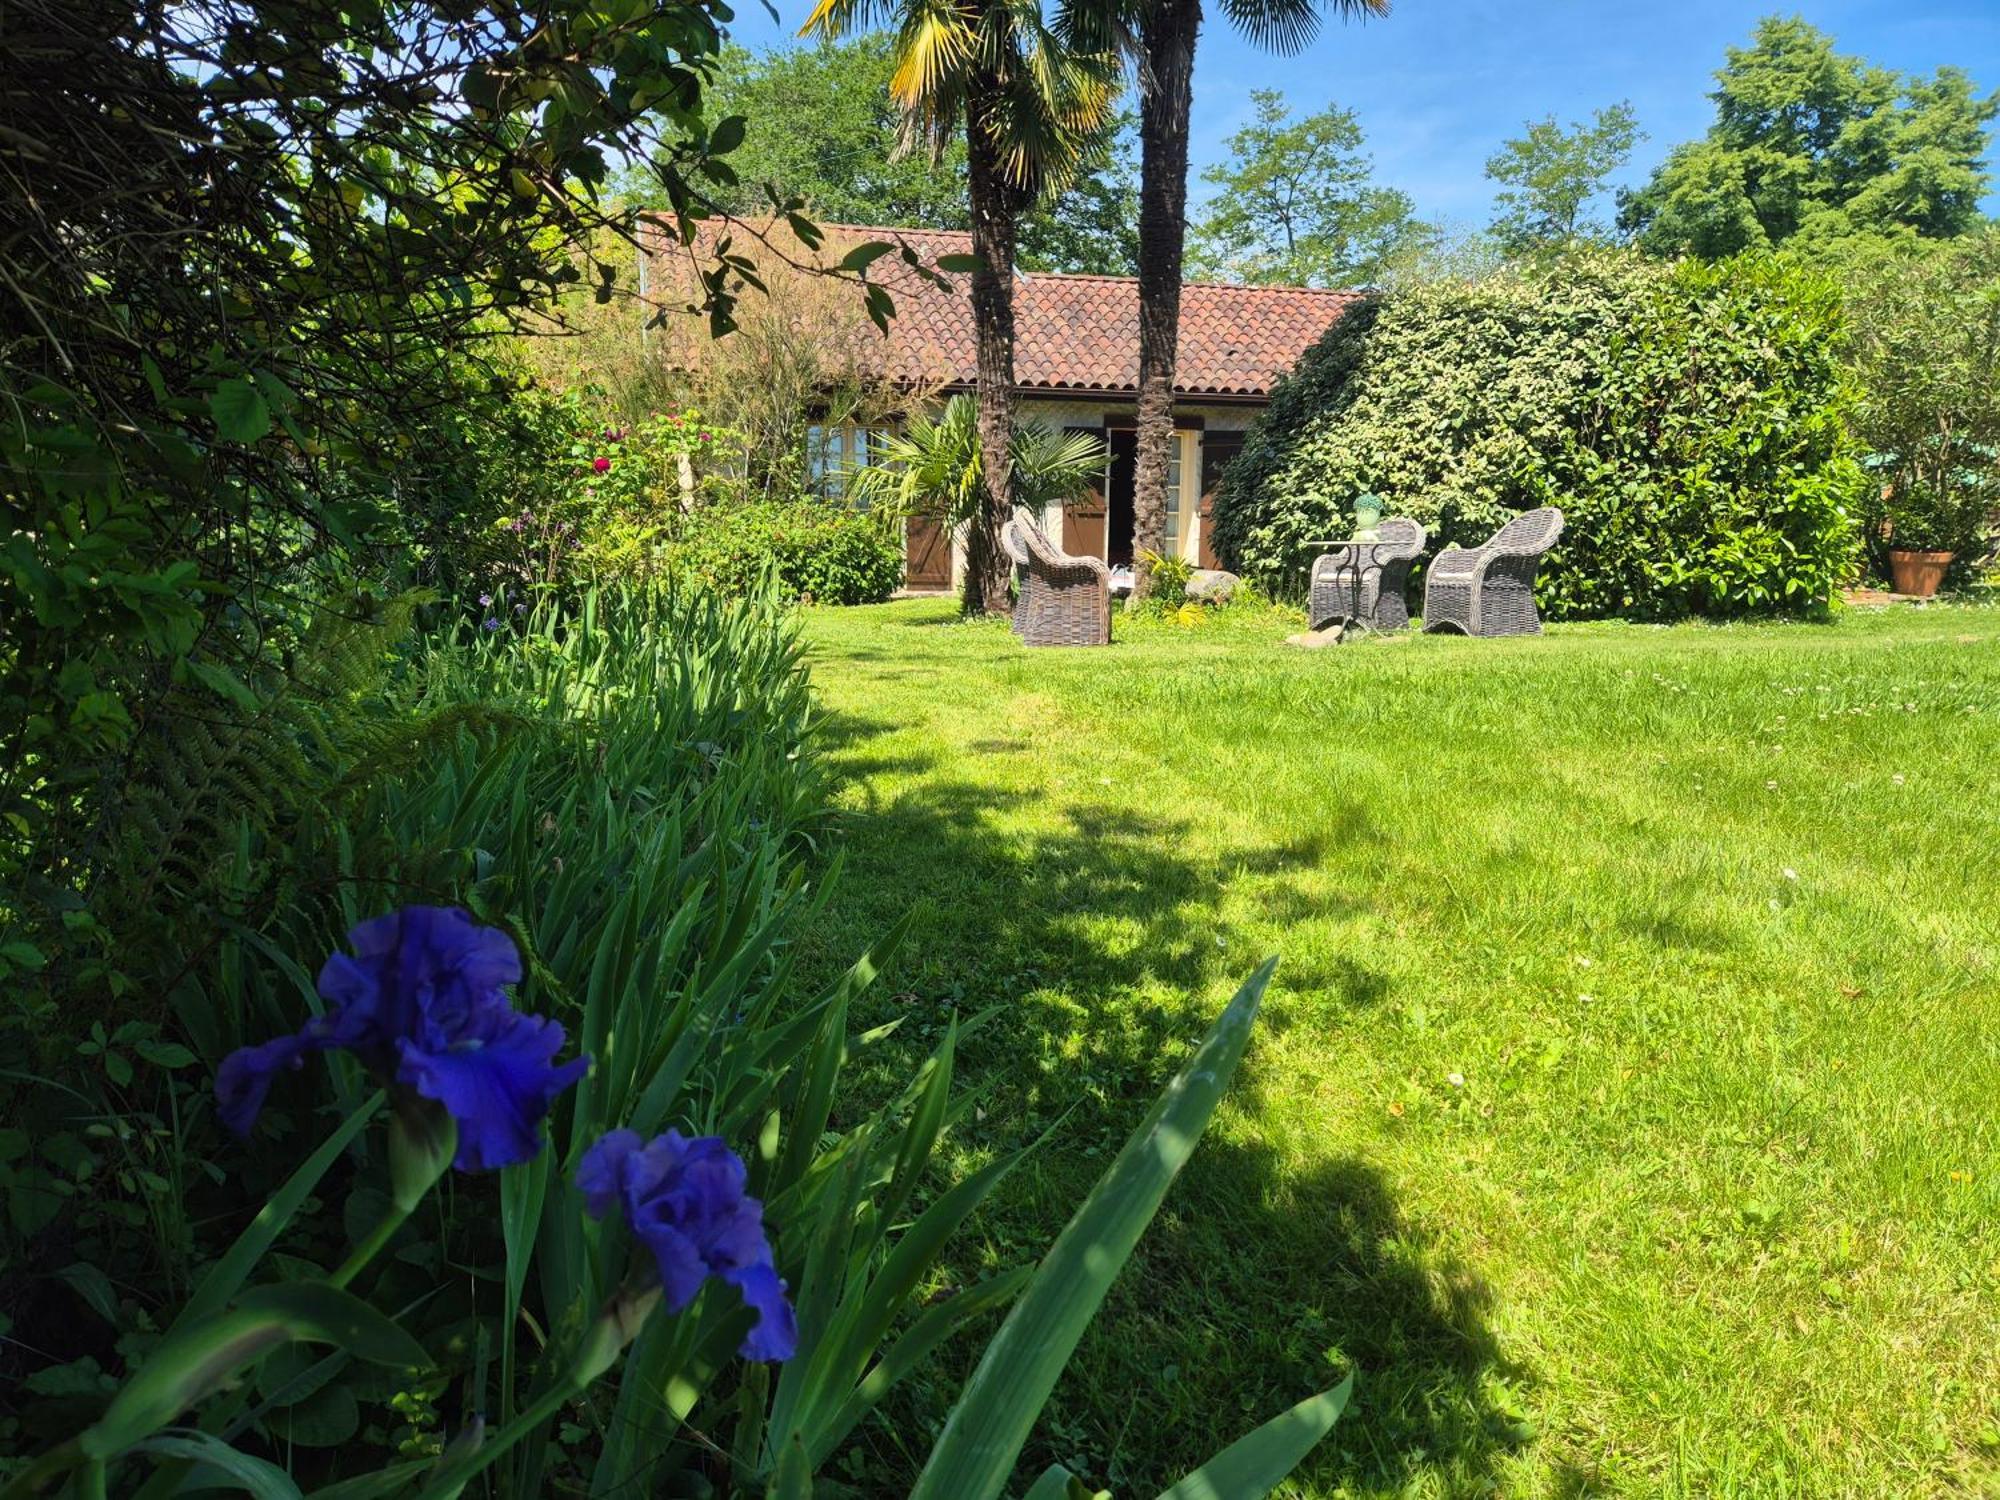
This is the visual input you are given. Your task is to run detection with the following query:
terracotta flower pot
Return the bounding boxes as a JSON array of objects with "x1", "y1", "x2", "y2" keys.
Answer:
[{"x1": 1887, "y1": 548, "x2": 1953, "y2": 598}]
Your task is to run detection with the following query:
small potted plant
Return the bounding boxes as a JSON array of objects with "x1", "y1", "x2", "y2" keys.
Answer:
[
  {"x1": 1351, "y1": 491, "x2": 1384, "y2": 542},
  {"x1": 1881, "y1": 482, "x2": 1983, "y2": 598}
]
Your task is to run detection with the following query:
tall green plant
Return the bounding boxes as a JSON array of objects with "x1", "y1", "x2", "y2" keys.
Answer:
[
  {"x1": 1829, "y1": 229, "x2": 2000, "y2": 571},
  {"x1": 802, "y1": 0, "x2": 1118, "y2": 615},
  {"x1": 845, "y1": 395, "x2": 1109, "y2": 531}
]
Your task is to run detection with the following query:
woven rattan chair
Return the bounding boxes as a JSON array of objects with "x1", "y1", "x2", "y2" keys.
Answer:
[
  {"x1": 1001, "y1": 520, "x2": 1035, "y2": 638},
  {"x1": 1422, "y1": 507, "x2": 1564, "y2": 637},
  {"x1": 1012, "y1": 512, "x2": 1110, "y2": 646},
  {"x1": 1309, "y1": 517, "x2": 1426, "y2": 631}
]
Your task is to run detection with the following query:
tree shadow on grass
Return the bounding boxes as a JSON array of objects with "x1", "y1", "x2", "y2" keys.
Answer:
[
  {"x1": 1092, "y1": 1139, "x2": 1525, "y2": 1497},
  {"x1": 802, "y1": 704, "x2": 1522, "y2": 1497}
]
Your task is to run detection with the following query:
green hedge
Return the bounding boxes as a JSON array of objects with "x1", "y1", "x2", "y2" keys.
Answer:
[
  {"x1": 1212, "y1": 250, "x2": 1867, "y2": 619},
  {"x1": 664, "y1": 499, "x2": 906, "y2": 605}
]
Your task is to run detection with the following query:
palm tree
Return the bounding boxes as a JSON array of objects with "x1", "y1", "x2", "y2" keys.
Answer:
[
  {"x1": 1127, "y1": 0, "x2": 1389, "y2": 600},
  {"x1": 803, "y1": 0, "x2": 1115, "y2": 615},
  {"x1": 845, "y1": 393, "x2": 1109, "y2": 536}
]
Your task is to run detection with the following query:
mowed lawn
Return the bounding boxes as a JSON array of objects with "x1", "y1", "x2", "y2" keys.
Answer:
[{"x1": 793, "y1": 596, "x2": 2000, "y2": 1500}]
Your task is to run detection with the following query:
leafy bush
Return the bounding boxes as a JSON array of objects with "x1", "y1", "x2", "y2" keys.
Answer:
[
  {"x1": 1130, "y1": 548, "x2": 1210, "y2": 626},
  {"x1": 1881, "y1": 482, "x2": 1990, "y2": 557},
  {"x1": 1825, "y1": 230, "x2": 2000, "y2": 576},
  {"x1": 665, "y1": 498, "x2": 907, "y2": 604},
  {"x1": 0, "y1": 0, "x2": 748, "y2": 915},
  {"x1": 1212, "y1": 249, "x2": 1867, "y2": 619}
]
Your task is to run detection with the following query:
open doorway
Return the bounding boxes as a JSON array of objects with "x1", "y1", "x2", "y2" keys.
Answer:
[{"x1": 1105, "y1": 428, "x2": 1138, "y2": 566}]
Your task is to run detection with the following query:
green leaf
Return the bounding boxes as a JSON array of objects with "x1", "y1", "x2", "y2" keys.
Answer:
[
  {"x1": 131, "y1": 1431, "x2": 303, "y2": 1498},
  {"x1": 907, "y1": 959, "x2": 1277, "y2": 1500},
  {"x1": 266, "y1": 1381, "x2": 360, "y2": 1447},
  {"x1": 57, "y1": 1262, "x2": 121, "y2": 1325},
  {"x1": 210, "y1": 378, "x2": 272, "y2": 444},
  {"x1": 839, "y1": 241, "x2": 893, "y2": 275},
  {"x1": 1, "y1": 940, "x2": 47, "y2": 971},
  {"x1": 177, "y1": 1093, "x2": 383, "y2": 1330},
  {"x1": 187, "y1": 659, "x2": 263, "y2": 710},
  {"x1": 232, "y1": 1283, "x2": 429, "y2": 1369},
  {"x1": 136, "y1": 1039, "x2": 197, "y2": 1070},
  {"x1": 934, "y1": 253, "x2": 983, "y2": 274},
  {"x1": 710, "y1": 114, "x2": 747, "y2": 155},
  {"x1": 768, "y1": 1432, "x2": 811, "y2": 1500},
  {"x1": 1152, "y1": 1375, "x2": 1352, "y2": 1500}
]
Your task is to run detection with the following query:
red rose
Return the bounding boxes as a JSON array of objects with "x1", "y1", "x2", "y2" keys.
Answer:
[{"x1": 593, "y1": 456, "x2": 610, "y2": 473}]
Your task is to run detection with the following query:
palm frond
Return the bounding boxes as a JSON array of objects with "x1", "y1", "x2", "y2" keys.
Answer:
[
  {"x1": 799, "y1": 0, "x2": 911, "y2": 40},
  {"x1": 840, "y1": 396, "x2": 1105, "y2": 525},
  {"x1": 1213, "y1": 0, "x2": 1388, "y2": 55}
]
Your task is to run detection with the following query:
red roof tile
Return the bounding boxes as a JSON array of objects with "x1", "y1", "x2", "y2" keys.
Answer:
[{"x1": 641, "y1": 217, "x2": 1358, "y2": 400}]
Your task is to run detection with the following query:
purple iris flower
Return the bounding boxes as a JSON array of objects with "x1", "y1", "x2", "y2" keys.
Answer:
[
  {"x1": 216, "y1": 907, "x2": 589, "y2": 1172},
  {"x1": 483, "y1": 616, "x2": 501, "y2": 631},
  {"x1": 578, "y1": 1129, "x2": 796, "y2": 1361},
  {"x1": 478, "y1": 592, "x2": 493, "y2": 607}
]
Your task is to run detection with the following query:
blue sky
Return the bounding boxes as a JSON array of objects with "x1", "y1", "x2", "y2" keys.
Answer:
[{"x1": 717, "y1": 1, "x2": 2000, "y2": 230}]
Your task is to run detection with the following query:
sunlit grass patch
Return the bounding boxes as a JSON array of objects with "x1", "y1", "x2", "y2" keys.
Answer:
[{"x1": 797, "y1": 597, "x2": 2000, "y2": 1500}]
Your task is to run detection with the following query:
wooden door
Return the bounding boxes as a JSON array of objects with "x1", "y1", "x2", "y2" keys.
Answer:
[
  {"x1": 1062, "y1": 425, "x2": 1108, "y2": 560},
  {"x1": 905, "y1": 516, "x2": 950, "y2": 589}
]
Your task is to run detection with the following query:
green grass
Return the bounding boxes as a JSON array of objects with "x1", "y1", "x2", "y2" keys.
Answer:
[{"x1": 793, "y1": 596, "x2": 2000, "y2": 1500}]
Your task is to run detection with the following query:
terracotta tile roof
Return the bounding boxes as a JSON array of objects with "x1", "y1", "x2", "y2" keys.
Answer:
[{"x1": 641, "y1": 217, "x2": 1359, "y2": 400}]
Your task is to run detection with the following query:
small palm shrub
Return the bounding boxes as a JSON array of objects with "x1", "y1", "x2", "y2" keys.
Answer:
[{"x1": 846, "y1": 395, "x2": 1109, "y2": 529}]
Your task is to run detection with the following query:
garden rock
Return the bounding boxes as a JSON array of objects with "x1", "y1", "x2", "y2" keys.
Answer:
[{"x1": 1186, "y1": 569, "x2": 1240, "y2": 604}]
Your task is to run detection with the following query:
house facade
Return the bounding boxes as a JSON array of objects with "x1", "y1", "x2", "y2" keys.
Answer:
[{"x1": 639, "y1": 219, "x2": 1358, "y2": 587}]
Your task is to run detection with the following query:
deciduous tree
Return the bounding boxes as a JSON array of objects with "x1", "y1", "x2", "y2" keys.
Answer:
[
  {"x1": 623, "y1": 38, "x2": 1140, "y2": 273},
  {"x1": 1620, "y1": 16, "x2": 1997, "y2": 257},
  {"x1": 1484, "y1": 102, "x2": 1642, "y2": 255},
  {"x1": 1190, "y1": 89, "x2": 1431, "y2": 285}
]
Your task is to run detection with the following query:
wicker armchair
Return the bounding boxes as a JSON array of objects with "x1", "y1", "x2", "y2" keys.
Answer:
[
  {"x1": 1001, "y1": 521, "x2": 1034, "y2": 638},
  {"x1": 1012, "y1": 512, "x2": 1110, "y2": 646},
  {"x1": 1422, "y1": 507, "x2": 1564, "y2": 637},
  {"x1": 1309, "y1": 517, "x2": 1426, "y2": 631}
]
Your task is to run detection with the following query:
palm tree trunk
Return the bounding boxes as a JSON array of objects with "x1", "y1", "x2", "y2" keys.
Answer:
[
  {"x1": 1131, "y1": 0, "x2": 1200, "y2": 602},
  {"x1": 964, "y1": 98, "x2": 1023, "y2": 617}
]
